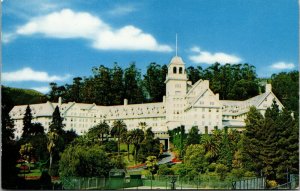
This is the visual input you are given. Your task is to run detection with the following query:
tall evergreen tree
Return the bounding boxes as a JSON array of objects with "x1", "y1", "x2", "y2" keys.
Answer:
[
  {"x1": 143, "y1": 63, "x2": 166, "y2": 102},
  {"x1": 2, "y1": 89, "x2": 18, "y2": 189},
  {"x1": 124, "y1": 63, "x2": 144, "y2": 104},
  {"x1": 242, "y1": 107, "x2": 264, "y2": 174},
  {"x1": 22, "y1": 105, "x2": 33, "y2": 138},
  {"x1": 49, "y1": 106, "x2": 64, "y2": 135},
  {"x1": 111, "y1": 63, "x2": 124, "y2": 105}
]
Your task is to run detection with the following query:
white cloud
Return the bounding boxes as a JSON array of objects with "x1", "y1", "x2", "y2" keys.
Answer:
[
  {"x1": 16, "y1": 9, "x2": 106, "y2": 39},
  {"x1": 11, "y1": 9, "x2": 172, "y2": 52},
  {"x1": 270, "y1": 61, "x2": 295, "y2": 70},
  {"x1": 2, "y1": 67, "x2": 71, "y2": 82},
  {"x1": 189, "y1": 46, "x2": 242, "y2": 64},
  {"x1": 92, "y1": 25, "x2": 172, "y2": 51},
  {"x1": 108, "y1": 5, "x2": 136, "y2": 16},
  {"x1": 31, "y1": 86, "x2": 50, "y2": 94}
]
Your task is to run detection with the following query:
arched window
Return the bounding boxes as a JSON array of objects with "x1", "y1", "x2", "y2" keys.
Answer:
[
  {"x1": 173, "y1": 67, "x2": 177, "y2": 74},
  {"x1": 179, "y1": 67, "x2": 183, "y2": 74}
]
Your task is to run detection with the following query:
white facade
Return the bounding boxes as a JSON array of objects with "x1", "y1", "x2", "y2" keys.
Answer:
[{"x1": 10, "y1": 56, "x2": 284, "y2": 139}]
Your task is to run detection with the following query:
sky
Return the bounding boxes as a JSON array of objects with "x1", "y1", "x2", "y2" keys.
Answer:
[{"x1": 2, "y1": 0, "x2": 299, "y2": 94}]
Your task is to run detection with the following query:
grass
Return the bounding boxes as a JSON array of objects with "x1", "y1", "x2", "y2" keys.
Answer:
[
  {"x1": 18, "y1": 168, "x2": 42, "y2": 177},
  {"x1": 120, "y1": 143, "x2": 134, "y2": 153}
]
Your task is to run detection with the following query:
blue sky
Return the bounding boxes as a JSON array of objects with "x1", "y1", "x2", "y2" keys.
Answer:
[{"x1": 2, "y1": 0, "x2": 298, "y2": 94}]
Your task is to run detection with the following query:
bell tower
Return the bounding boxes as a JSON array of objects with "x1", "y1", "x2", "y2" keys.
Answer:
[{"x1": 165, "y1": 51, "x2": 188, "y2": 130}]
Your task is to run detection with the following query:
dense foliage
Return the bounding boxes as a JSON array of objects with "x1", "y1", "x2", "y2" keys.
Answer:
[
  {"x1": 242, "y1": 102, "x2": 299, "y2": 184},
  {"x1": 59, "y1": 145, "x2": 113, "y2": 177},
  {"x1": 48, "y1": 62, "x2": 266, "y2": 105},
  {"x1": 271, "y1": 71, "x2": 299, "y2": 116},
  {"x1": 167, "y1": 100, "x2": 299, "y2": 185}
]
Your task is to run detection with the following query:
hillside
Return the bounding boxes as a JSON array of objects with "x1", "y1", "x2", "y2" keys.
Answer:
[{"x1": 2, "y1": 86, "x2": 48, "y2": 110}]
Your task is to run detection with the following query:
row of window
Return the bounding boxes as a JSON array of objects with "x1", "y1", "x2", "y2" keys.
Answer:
[{"x1": 173, "y1": 66, "x2": 184, "y2": 74}]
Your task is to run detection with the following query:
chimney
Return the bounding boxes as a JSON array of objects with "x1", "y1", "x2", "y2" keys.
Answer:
[
  {"x1": 124, "y1": 99, "x2": 128, "y2": 106},
  {"x1": 265, "y1": 84, "x2": 272, "y2": 93},
  {"x1": 58, "y1": 97, "x2": 62, "y2": 105},
  {"x1": 216, "y1": 93, "x2": 219, "y2": 100}
]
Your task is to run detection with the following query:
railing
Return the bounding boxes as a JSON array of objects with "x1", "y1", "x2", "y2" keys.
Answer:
[
  {"x1": 232, "y1": 177, "x2": 266, "y2": 189},
  {"x1": 272, "y1": 174, "x2": 299, "y2": 190}
]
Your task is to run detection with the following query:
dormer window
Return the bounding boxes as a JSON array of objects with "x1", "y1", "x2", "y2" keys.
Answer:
[
  {"x1": 179, "y1": 67, "x2": 183, "y2": 74},
  {"x1": 173, "y1": 67, "x2": 177, "y2": 74}
]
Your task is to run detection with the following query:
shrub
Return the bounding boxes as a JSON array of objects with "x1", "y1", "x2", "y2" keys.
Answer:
[
  {"x1": 231, "y1": 168, "x2": 245, "y2": 179},
  {"x1": 244, "y1": 171, "x2": 256, "y2": 177},
  {"x1": 266, "y1": 180, "x2": 278, "y2": 188},
  {"x1": 215, "y1": 163, "x2": 228, "y2": 181},
  {"x1": 158, "y1": 164, "x2": 174, "y2": 175},
  {"x1": 208, "y1": 163, "x2": 217, "y2": 172}
]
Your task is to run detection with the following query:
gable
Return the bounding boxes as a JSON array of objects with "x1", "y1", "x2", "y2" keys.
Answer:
[
  {"x1": 192, "y1": 89, "x2": 221, "y2": 108},
  {"x1": 256, "y1": 92, "x2": 284, "y2": 110}
]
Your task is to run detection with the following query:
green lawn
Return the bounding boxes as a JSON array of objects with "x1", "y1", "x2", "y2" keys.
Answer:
[
  {"x1": 120, "y1": 143, "x2": 134, "y2": 153},
  {"x1": 18, "y1": 167, "x2": 42, "y2": 177}
]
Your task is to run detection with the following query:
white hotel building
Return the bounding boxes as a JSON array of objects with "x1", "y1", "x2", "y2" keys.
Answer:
[{"x1": 10, "y1": 56, "x2": 283, "y2": 147}]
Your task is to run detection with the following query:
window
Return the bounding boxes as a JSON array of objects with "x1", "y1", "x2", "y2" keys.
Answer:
[
  {"x1": 173, "y1": 67, "x2": 177, "y2": 74},
  {"x1": 179, "y1": 67, "x2": 183, "y2": 74}
]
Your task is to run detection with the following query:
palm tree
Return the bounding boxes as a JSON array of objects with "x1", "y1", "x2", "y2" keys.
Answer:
[
  {"x1": 138, "y1": 122, "x2": 147, "y2": 132},
  {"x1": 201, "y1": 134, "x2": 219, "y2": 160},
  {"x1": 130, "y1": 129, "x2": 145, "y2": 164},
  {"x1": 123, "y1": 131, "x2": 133, "y2": 161},
  {"x1": 88, "y1": 122, "x2": 110, "y2": 143},
  {"x1": 47, "y1": 131, "x2": 59, "y2": 173},
  {"x1": 112, "y1": 120, "x2": 127, "y2": 155}
]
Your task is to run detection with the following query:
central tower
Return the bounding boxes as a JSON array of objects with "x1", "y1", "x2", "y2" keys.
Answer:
[{"x1": 165, "y1": 56, "x2": 188, "y2": 130}]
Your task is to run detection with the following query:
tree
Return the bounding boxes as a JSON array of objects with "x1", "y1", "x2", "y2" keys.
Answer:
[
  {"x1": 19, "y1": 143, "x2": 34, "y2": 162},
  {"x1": 22, "y1": 105, "x2": 33, "y2": 138},
  {"x1": 62, "y1": 129, "x2": 78, "y2": 146},
  {"x1": 49, "y1": 106, "x2": 64, "y2": 135},
  {"x1": 138, "y1": 128, "x2": 161, "y2": 162},
  {"x1": 186, "y1": 66, "x2": 202, "y2": 84},
  {"x1": 30, "y1": 122, "x2": 45, "y2": 136},
  {"x1": 47, "y1": 131, "x2": 59, "y2": 175},
  {"x1": 122, "y1": 131, "x2": 133, "y2": 161},
  {"x1": 143, "y1": 63, "x2": 167, "y2": 102},
  {"x1": 242, "y1": 102, "x2": 299, "y2": 183},
  {"x1": 201, "y1": 134, "x2": 219, "y2": 162},
  {"x1": 271, "y1": 71, "x2": 299, "y2": 116},
  {"x1": 130, "y1": 129, "x2": 145, "y2": 164},
  {"x1": 146, "y1": 156, "x2": 159, "y2": 182},
  {"x1": 48, "y1": 82, "x2": 66, "y2": 102},
  {"x1": 215, "y1": 163, "x2": 228, "y2": 181},
  {"x1": 184, "y1": 144, "x2": 208, "y2": 173},
  {"x1": 111, "y1": 120, "x2": 127, "y2": 155},
  {"x1": 124, "y1": 63, "x2": 144, "y2": 104},
  {"x1": 138, "y1": 122, "x2": 147, "y2": 132},
  {"x1": 111, "y1": 63, "x2": 124, "y2": 105},
  {"x1": 70, "y1": 77, "x2": 83, "y2": 102},
  {"x1": 242, "y1": 107, "x2": 264, "y2": 174},
  {"x1": 87, "y1": 122, "x2": 110, "y2": 143},
  {"x1": 186, "y1": 126, "x2": 200, "y2": 146},
  {"x1": 158, "y1": 164, "x2": 174, "y2": 175},
  {"x1": 2, "y1": 89, "x2": 18, "y2": 188},
  {"x1": 92, "y1": 65, "x2": 111, "y2": 105},
  {"x1": 59, "y1": 144, "x2": 113, "y2": 177}
]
